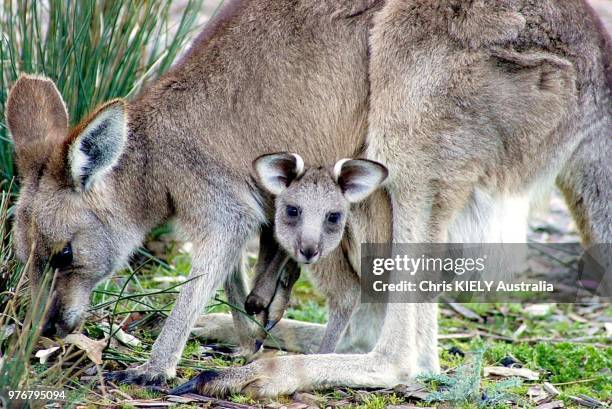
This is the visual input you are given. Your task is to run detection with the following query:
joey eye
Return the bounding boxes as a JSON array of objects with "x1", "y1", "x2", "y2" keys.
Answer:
[
  {"x1": 327, "y1": 212, "x2": 342, "y2": 224},
  {"x1": 50, "y1": 243, "x2": 73, "y2": 270},
  {"x1": 286, "y1": 205, "x2": 300, "y2": 218}
]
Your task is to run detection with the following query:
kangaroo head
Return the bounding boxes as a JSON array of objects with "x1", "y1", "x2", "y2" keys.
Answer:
[
  {"x1": 254, "y1": 153, "x2": 388, "y2": 264},
  {"x1": 7, "y1": 75, "x2": 132, "y2": 337}
]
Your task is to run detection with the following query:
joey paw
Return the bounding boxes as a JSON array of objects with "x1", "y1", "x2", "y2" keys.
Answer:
[{"x1": 244, "y1": 293, "x2": 267, "y2": 315}]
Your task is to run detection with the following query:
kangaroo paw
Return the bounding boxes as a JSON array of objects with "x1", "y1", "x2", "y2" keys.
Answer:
[
  {"x1": 169, "y1": 369, "x2": 228, "y2": 396},
  {"x1": 104, "y1": 363, "x2": 169, "y2": 387},
  {"x1": 169, "y1": 360, "x2": 298, "y2": 398}
]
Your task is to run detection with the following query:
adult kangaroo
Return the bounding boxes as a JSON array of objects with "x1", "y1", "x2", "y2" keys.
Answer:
[{"x1": 8, "y1": 0, "x2": 610, "y2": 397}]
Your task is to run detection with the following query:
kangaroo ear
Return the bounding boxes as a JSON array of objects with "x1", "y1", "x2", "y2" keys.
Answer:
[
  {"x1": 253, "y1": 152, "x2": 305, "y2": 195},
  {"x1": 7, "y1": 74, "x2": 69, "y2": 173},
  {"x1": 68, "y1": 100, "x2": 127, "y2": 191},
  {"x1": 333, "y1": 158, "x2": 388, "y2": 203}
]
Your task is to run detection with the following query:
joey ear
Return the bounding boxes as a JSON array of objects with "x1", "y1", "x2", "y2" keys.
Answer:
[
  {"x1": 7, "y1": 74, "x2": 69, "y2": 170},
  {"x1": 68, "y1": 100, "x2": 127, "y2": 191},
  {"x1": 253, "y1": 152, "x2": 305, "y2": 195},
  {"x1": 333, "y1": 158, "x2": 388, "y2": 203}
]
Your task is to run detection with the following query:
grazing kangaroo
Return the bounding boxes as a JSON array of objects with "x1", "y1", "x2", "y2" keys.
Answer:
[
  {"x1": 245, "y1": 152, "x2": 387, "y2": 351},
  {"x1": 8, "y1": 0, "x2": 610, "y2": 397}
]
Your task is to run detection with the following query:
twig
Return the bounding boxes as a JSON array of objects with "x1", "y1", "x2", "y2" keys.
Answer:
[
  {"x1": 552, "y1": 378, "x2": 601, "y2": 386},
  {"x1": 475, "y1": 330, "x2": 609, "y2": 347},
  {"x1": 438, "y1": 332, "x2": 477, "y2": 340},
  {"x1": 169, "y1": 392, "x2": 253, "y2": 409}
]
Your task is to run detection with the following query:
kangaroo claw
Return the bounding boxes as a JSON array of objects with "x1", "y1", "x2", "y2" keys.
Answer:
[
  {"x1": 104, "y1": 367, "x2": 167, "y2": 387},
  {"x1": 264, "y1": 319, "x2": 278, "y2": 332},
  {"x1": 168, "y1": 370, "x2": 220, "y2": 395}
]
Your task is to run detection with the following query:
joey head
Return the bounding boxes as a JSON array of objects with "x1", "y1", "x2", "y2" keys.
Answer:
[
  {"x1": 254, "y1": 152, "x2": 388, "y2": 264},
  {"x1": 244, "y1": 152, "x2": 387, "y2": 345}
]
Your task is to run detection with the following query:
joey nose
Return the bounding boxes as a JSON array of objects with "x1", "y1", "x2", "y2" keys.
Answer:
[{"x1": 299, "y1": 247, "x2": 319, "y2": 262}]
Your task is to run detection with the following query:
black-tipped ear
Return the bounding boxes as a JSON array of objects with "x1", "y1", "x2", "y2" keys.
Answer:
[
  {"x1": 333, "y1": 158, "x2": 388, "y2": 203},
  {"x1": 68, "y1": 100, "x2": 127, "y2": 191},
  {"x1": 253, "y1": 152, "x2": 305, "y2": 195}
]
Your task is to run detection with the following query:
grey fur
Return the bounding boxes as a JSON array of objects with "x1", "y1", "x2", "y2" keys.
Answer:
[{"x1": 7, "y1": 0, "x2": 610, "y2": 396}]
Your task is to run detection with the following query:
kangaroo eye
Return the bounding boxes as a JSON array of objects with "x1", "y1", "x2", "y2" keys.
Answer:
[
  {"x1": 50, "y1": 243, "x2": 73, "y2": 270},
  {"x1": 286, "y1": 205, "x2": 300, "y2": 218},
  {"x1": 327, "y1": 212, "x2": 342, "y2": 224}
]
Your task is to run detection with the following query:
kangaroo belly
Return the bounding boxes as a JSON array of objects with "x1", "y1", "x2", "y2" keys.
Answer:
[{"x1": 448, "y1": 188, "x2": 530, "y2": 244}]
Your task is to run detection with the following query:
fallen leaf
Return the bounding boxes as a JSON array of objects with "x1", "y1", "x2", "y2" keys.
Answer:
[
  {"x1": 524, "y1": 304, "x2": 555, "y2": 317},
  {"x1": 119, "y1": 400, "x2": 173, "y2": 407},
  {"x1": 568, "y1": 313, "x2": 588, "y2": 323},
  {"x1": 99, "y1": 322, "x2": 141, "y2": 347},
  {"x1": 294, "y1": 392, "x2": 327, "y2": 406},
  {"x1": 438, "y1": 332, "x2": 476, "y2": 340},
  {"x1": 572, "y1": 394, "x2": 605, "y2": 408},
  {"x1": 328, "y1": 400, "x2": 351, "y2": 407},
  {"x1": 285, "y1": 403, "x2": 309, "y2": 409},
  {"x1": 388, "y1": 406, "x2": 435, "y2": 409},
  {"x1": 35, "y1": 346, "x2": 60, "y2": 364},
  {"x1": 543, "y1": 382, "x2": 560, "y2": 397},
  {"x1": 536, "y1": 401, "x2": 564, "y2": 409},
  {"x1": 528, "y1": 386, "x2": 544, "y2": 397},
  {"x1": 0, "y1": 324, "x2": 15, "y2": 341},
  {"x1": 586, "y1": 326, "x2": 600, "y2": 336},
  {"x1": 513, "y1": 323, "x2": 528, "y2": 338},
  {"x1": 448, "y1": 303, "x2": 483, "y2": 322},
  {"x1": 166, "y1": 395, "x2": 197, "y2": 404},
  {"x1": 527, "y1": 385, "x2": 552, "y2": 404},
  {"x1": 64, "y1": 333, "x2": 105, "y2": 365},
  {"x1": 484, "y1": 366, "x2": 540, "y2": 380},
  {"x1": 175, "y1": 393, "x2": 253, "y2": 409},
  {"x1": 394, "y1": 382, "x2": 429, "y2": 400}
]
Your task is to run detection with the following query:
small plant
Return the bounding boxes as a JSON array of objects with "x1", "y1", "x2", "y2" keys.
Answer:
[
  {"x1": 0, "y1": 187, "x2": 66, "y2": 396},
  {"x1": 419, "y1": 349, "x2": 523, "y2": 408}
]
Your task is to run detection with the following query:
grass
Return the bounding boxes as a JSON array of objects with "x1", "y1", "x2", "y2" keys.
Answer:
[
  {"x1": 7, "y1": 230, "x2": 602, "y2": 408},
  {"x1": 0, "y1": 0, "x2": 207, "y2": 187}
]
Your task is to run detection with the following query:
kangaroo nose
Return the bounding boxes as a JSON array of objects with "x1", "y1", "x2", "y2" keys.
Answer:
[
  {"x1": 41, "y1": 319, "x2": 57, "y2": 337},
  {"x1": 299, "y1": 247, "x2": 319, "y2": 261},
  {"x1": 41, "y1": 296, "x2": 60, "y2": 337}
]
